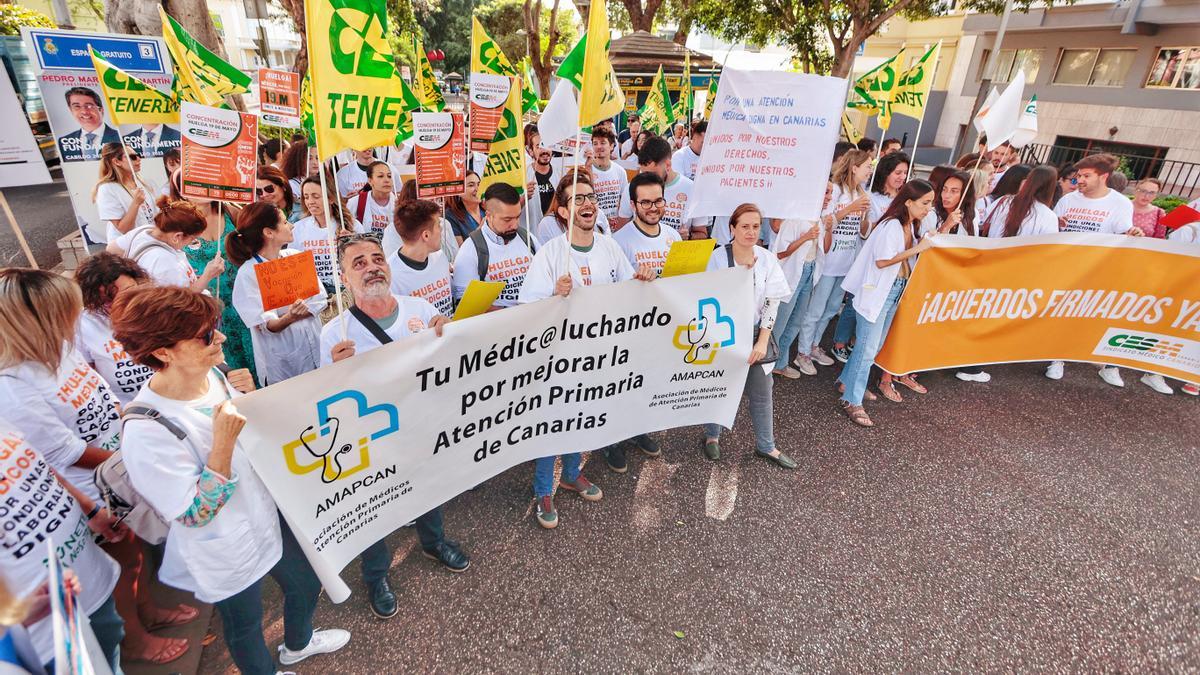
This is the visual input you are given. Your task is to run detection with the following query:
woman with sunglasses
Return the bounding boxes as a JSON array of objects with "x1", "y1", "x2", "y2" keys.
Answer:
[
  {"x1": 110, "y1": 285, "x2": 351, "y2": 675},
  {"x1": 1131, "y1": 178, "x2": 1167, "y2": 238},
  {"x1": 228, "y1": 202, "x2": 327, "y2": 385},
  {"x1": 255, "y1": 166, "x2": 294, "y2": 219},
  {"x1": 93, "y1": 142, "x2": 158, "y2": 243}
]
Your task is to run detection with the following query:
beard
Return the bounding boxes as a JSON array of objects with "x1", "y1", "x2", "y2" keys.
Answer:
[
  {"x1": 358, "y1": 271, "x2": 390, "y2": 298},
  {"x1": 498, "y1": 229, "x2": 518, "y2": 242}
]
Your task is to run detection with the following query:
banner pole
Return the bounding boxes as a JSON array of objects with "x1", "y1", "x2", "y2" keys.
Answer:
[
  {"x1": 519, "y1": 77, "x2": 534, "y2": 251},
  {"x1": 315, "y1": 142, "x2": 349, "y2": 339},
  {"x1": 0, "y1": 190, "x2": 36, "y2": 268},
  {"x1": 562, "y1": 127, "x2": 583, "y2": 275}
]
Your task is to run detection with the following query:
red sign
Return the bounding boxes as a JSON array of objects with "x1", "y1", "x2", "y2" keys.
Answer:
[{"x1": 180, "y1": 102, "x2": 258, "y2": 203}]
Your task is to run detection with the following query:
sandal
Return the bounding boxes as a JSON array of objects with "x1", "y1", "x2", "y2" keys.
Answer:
[
  {"x1": 840, "y1": 401, "x2": 874, "y2": 427},
  {"x1": 125, "y1": 636, "x2": 189, "y2": 665},
  {"x1": 141, "y1": 603, "x2": 199, "y2": 631},
  {"x1": 896, "y1": 374, "x2": 928, "y2": 394},
  {"x1": 878, "y1": 380, "x2": 903, "y2": 403},
  {"x1": 836, "y1": 382, "x2": 877, "y2": 402}
]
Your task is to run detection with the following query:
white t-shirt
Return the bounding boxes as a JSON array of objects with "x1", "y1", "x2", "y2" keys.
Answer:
[
  {"x1": 705, "y1": 244, "x2": 792, "y2": 324},
  {"x1": 822, "y1": 184, "x2": 868, "y2": 278},
  {"x1": 335, "y1": 162, "x2": 370, "y2": 197},
  {"x1": 589, "y1": 162, "x2": 629, "y2": 220},
  {"x1": 320, "y1": 295, "x2": 439, "y2": 365},
  {"x1": 842, "y1": 218, "x2": 909, "y2": 323},
  {"x1": 115, "y1": 226, "x2": 196, "y2": 288},
  {"x1": 76, "y1": 309, "x2": 153, "y2": 406},
  {"x1": 0, "y1": 422, "x2": 119, "y2": 664},
  {"x1": 388, "y1": 249, "x2": 454, "y2": 316},
  {"x1": 519, "y1": 233, "x2": 634, "y2": 303},
  {"x1": 770, "y1": 219, "x2": 821, "y2": 289},
  {"x1": 1169, "y1": 223, "x2": 1199, "y2": 244},
  {"x1": 618, "y1": 173, "x2": 695, "y2": 237},
  {"x1": 534, "y1": 211, "x2": 611, "y2": 246},
  {"x1": 95, "y1": 180, "x2": 158, "y2": 243},
  {"x1": 346, "y1": 191, "x2": 396, "y2": 238},
  {"x1": 122, "y1": 370, "x2": 282, "y2": 603},
  {"x1": 292, "y1": 216, "x2": 365, "y2": 286},
  {"x1": 232, "y1": 250, "x2": 328, "y2": 385},
  {"x1": 983, "y1": 197, "x2": 1059, "y2": 238},
  {"x1": 611, "y1": 219, "x2": 681, "y2": 277},
  {"x1": 672, "y1": 145, "x2": 702, "y2": 181},
  {"x1": 452, "y1": 224, "x2": 535, "y2": 308},
  {"x1": 1054, "y1": 189, "x2": 1134, "y2": 234},
  {"x1": 0, "y1": 346, "x2": 121, "y2": 500}
]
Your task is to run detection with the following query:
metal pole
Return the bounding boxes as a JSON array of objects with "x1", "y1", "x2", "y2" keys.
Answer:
[{"x1": 953, "y1": 0, "x2": 1015, "y2": 161}]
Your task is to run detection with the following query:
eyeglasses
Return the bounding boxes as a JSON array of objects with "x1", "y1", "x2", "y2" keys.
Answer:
[
  {"x1": 127, "y1": 154, "x2": 141, "y2": 161},
  {"x1": 571, "y1": 193, "x2": 599, "y2": 205},
  {"x1": 256, "y1": 184, "x2": 277, "y2": 196},
  {"x1": 69, "y1": 103, "x2": 100, "y2": 112},
  {"x1": 635, "y1": 198, "x2": 667, "y2": 208},
  {"x1": 1134, "y1": 188, "x2": 1157, "y2": 196},
  {"x1": 1068, "y1": 178, "x2": 1078, "y2": 185}
]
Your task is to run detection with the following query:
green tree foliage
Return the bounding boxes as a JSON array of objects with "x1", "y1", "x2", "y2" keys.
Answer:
[
  {"x1": 476, "y1": 0, "x2": 575, "y2": 67},
  {"x1": 0, "y1": 4, "x2": 56, "y2": 35}
]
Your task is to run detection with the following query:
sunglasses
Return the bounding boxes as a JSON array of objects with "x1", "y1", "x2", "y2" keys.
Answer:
[
  {"x1": 256, "y1": 184, "x2": 278, "y2": 196},
  {"x1": 197, "y1": 320, "x2": 223, "y2": 346},
  {"x1": 128, "y1": 154, "x2": 141, "y2": 161}
]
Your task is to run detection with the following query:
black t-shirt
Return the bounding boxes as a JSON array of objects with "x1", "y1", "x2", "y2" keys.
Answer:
[{"x1": 534, "y1": 166, "x2": 555, "y2": 214}]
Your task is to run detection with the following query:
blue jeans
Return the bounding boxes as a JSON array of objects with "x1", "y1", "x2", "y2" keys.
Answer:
[
  {"x1": 533, "y1": 453, "x2": 581, "y2": 497},
  {"x1": 705, "y1": 362, "x2": 774, "y2": 454},
  {"x1": 799, "y1": 274, "x2": 845, "y2": 353},
  {"x1": 214, "y1": 513, "x2": 321, "y2": 675},
  {"x1": 360, "y1": 507, "x2": 445, "y2": 584},
  {"x1": 833, "y1": 294, "x2": 857, "y2": 346},
  {"x1": 838, "y1": 277, "x2": 908, "y2": 406},
  {"x1": 773, "y1": 261, "x2": 816, "y2": 370}
]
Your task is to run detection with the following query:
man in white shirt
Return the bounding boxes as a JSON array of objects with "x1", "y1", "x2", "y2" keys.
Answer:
[
  {"x1": 588, "y1": 128, "x2": 629, "y2": 228},
  {"x1": 321, "y1": 234, "x2": 469, "y2": 620},
  {"x1": 335, "y1": 148, "x2": 376, "y2": 197},
  {"x1": 618, "y1": 136, "x2": 708, "y2": 240},
  {"x1": 671, "y1": 120, "x2": 706, "y2": 181},
  {"x1": 988, "y1": 142, "x2": 1019, "y2": 193},
  {"x1": 452, "y1": 182, "x2": 536, "y2": 310},
  {"x1": 619, "y1": 112, "x2": 641, "y2": 159},
  {"x1": 613, "y1": 172, "x2": 681, "y2": 278}
]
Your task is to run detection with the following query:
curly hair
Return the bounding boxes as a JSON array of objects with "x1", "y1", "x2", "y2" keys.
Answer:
[{"x1": 74, "y1": 252, "x2": 149, "y2": 313}]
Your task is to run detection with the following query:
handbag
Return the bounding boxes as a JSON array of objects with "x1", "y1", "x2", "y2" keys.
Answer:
[{"x1": 724, "y1": 244, "x2": 780, "y2": 366}]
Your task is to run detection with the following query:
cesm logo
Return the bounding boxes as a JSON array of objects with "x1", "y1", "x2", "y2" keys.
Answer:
[
  {"x1": 283, "y1": 390, "x2": 399, "y2": 483},
  {"x1": 672, "y1": 297, "x2": 735, "y2": 365},
  {"x1": 1106, "y1": 333, "x2": 1183, "y2": 356},
  {"x1": 1092, "y1": 327, "x2": 1200, "y2": 374}
]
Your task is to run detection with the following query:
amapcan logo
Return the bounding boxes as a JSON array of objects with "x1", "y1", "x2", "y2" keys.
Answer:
[
  {"x1": 283, "y1": 390, "x2": 399, "y2": 483},
  {"x1": 1092, "y1": 328, "x2": 1200, "y2": 373},
  {"x1": 673, "y1": 298, "x2": 736, "y2": 365}
]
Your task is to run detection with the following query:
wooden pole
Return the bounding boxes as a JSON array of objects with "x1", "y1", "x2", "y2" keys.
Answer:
[{"x1": 0, "y1": 190, "x2": 36, "y2": 268}]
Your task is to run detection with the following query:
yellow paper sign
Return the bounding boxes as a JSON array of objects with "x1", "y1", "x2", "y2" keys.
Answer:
[
  {"x1": 660, "y1": 239, "x2": 718, "y2": 278},
  {"x1": 453, "y1": 280, "x2": 505, "y2": 320}
]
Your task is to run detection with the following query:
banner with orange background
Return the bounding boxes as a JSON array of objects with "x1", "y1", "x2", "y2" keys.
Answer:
[{"x1": 876, "y1": 233, "x2": 1200, "y2": 384}]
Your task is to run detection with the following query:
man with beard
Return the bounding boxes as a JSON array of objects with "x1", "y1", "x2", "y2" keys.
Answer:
[
  {"x1": 528, "y1": 136, "x2": 556, "y2": 216},
  {"x1": 452, "y1": 183, "x2": 536, "y2": 309},
  {"x1": 320, "y1": 234, "x2": 470, "y2": 620},
  {"x1": 518, "y1": 175, "x2": 656, "y2": 528},
  {"x1": 612, "y1": 172, "x2": 681, "y2": 278}
]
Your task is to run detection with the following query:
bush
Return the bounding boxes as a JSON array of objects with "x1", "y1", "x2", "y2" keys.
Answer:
[
  {"x1": 0, "y1": 4, "x2": 56, "y2": 36},
  {"x1": 1155, "y1": 195, "x2": 1187, "y2": 212}
]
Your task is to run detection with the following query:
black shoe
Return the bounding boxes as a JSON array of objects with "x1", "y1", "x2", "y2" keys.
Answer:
[
  {"x1": 368, "y1": 578, "x2": 398, "y2": 619},
  {"x1": 604, "y1": 444, "x2": 628, "y2": 473},
  {"x1": 631, "y1": 433, "x2": 661, "y2": 457},
  {"x1": 422, "y1": 540, "x2": 471, "y2": 573}
]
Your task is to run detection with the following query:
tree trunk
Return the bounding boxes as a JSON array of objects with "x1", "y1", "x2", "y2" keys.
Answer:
[
  {"x1": 277, "y1": 0, "x2": 308, "y2": 74},
  {"x1": 622, "y1": 0, "x2": 664, "y2": 33},
  {"x1": 830, "y1": 41, "x2": 858, "y2": 79},
  {"x1": 672, "y1": 13, "x2": 691, "y2": 46}
]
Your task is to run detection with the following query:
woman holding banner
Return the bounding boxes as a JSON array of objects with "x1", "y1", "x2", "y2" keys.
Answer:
[
  {"x1": 110, "y1": 285, "x2": 351, "y2": 675},
  {"x1": 94, "y1": 142, "x2": 158, "y2": 243},
  {"x1": 228, "y1": 202, "x2": 327, "y2": 385},
  {"x1": 837, "y1": 181, "x2": 935, "y2": 427}
]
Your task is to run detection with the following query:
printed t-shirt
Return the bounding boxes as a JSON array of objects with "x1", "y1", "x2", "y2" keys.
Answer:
[
  {"x1": 518, "y1": 233, "x2": 633, "y2": 302},
  {"x1": 672, "y1": 145, "x2": 702, "y2": 180},
  {"x1": 590, "y1": 162, "x2": 629, "y2": 220},
  {"x1": 336, "y1": 162, "x2": 370, "y2": 196},
  {"x1": 320, "y1": 295, "x2": 438, "y2": 365},
  {"x1": 451, "y1": 224, "x2": 535, "y2": 307},
  {"x1": 292, "y1": 216, "x2": 365, "y2": 286},
  {"x1": 611, "y1": 219, "x2": 681, "y2": 277},
  {"x1": 533, "y1": 167, "x2": 555, "y2": 214},
  {"x1": 534, "y1": 211, "x2": 610, "y2": 246},
  {"x1": 705, "y1": 244, "x2": 792, "y2": 323},
  {"x1": 231, "y1": 250, "x2": 328, "y2": 385},
  {"x1": 76, "y1": 310, "x2": 153, "y2": 406},
  {"x1": 822, "y1": 184, "x2": 867, "y2": 277},
  {"x1": 1054, "y1": 189, "x2": 1134, "y2": 234},
  {"x1": 388, "y1": 249, "x2": 454, "y2": 316},
  {"x1": 346, "y1": 191, "x2": 396, "y2": 237}
]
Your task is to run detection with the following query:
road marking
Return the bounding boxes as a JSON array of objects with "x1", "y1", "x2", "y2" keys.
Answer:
[
  {"x1": 704, "y1": 463, "x2": 739, "y2": 521},
  {"x1": 631, "y1": 460, "x2": 679, "y2": 535}
]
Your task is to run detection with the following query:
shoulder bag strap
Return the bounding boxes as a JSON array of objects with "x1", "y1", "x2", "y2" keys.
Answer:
[
  {"x1": 349, "y1": 305, "x2": 394, "y2": 345},
  {"x1": 724, "y1": 243, "x2": 735, "y2": 268}
]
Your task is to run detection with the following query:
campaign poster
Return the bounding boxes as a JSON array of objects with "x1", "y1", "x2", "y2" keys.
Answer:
[
  {"x1": 413, "y1": 112, "x2": 466, "y2": 199},
  {"x1": 181, "y1": 102, "x2": 258, "y2": 203},
  {"x1": 257, "y1": 67, "x2": 301, "y2": 128},
  {"x1": 468, "y1": 72, "x2": 510, "y2": 152},
  {"x1": 22, "y1": 28, "x2": 174, "y2": 245},
  {"x1": 0, "y1": 66, "x2": 52, "y2": 187}
]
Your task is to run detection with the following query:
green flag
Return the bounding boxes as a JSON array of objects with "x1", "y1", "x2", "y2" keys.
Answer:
[
  {"x1": 703, "y1": 76, "x2": 719, "y2": 120},
  {"x1": 639, "y1": 66, "x2": 675, "y2": 135},
  {"x1": 159, "y1": 6, "x2": 250, "y2": 106}
]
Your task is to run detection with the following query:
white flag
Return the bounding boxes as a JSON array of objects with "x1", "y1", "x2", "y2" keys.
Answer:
[
  {"x1": 977, "y1": 71, "x2": 1025, "y2": 151},
  {"x1": 537, "y1": 78, "x2": 580, "y2": 148},
  {"x1": 1010, "y1": 95, "x2": 1038, "y2": 148},
  {"x1": 972, "y1": 87, "x2": 998, "y2": 134}
]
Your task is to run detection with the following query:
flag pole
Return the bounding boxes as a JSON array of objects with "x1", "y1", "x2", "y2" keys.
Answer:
[
  {"x1": 562, "y1": 127, "x2": 582, "y2": 275},
  {"x1": 315, "y1": 141, "x2": 349, "y2": 339},
  {"x1": 0, "y1": 190, "x2": 36, "y2": 268},
  {"x1": 518, "y1": 76, "x2": 535, "y2": 250},
  {"x1": 906, "y1": 42, "x2": 941, "y2": 181}
]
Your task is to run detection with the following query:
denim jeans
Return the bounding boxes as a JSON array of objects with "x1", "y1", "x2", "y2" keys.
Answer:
[
  {"x1": 214, "y1": 513, "x2": 321, "y2": 675},
  {"x1": 798, "y1": 274, "x2": 845, "y2": 352},
  {"x1": 773, "y1": 261, "x2": 816, "y2": 370},
  {"x1": 838, "y1": 277, "x2": 908, "y2": 406},
  {"x1": 533, "y1": 453, "x2": 582, "y2": 497},
  {"x1": 705, "y1": 363, "x2": 774, "y2": 454},
  {"x1": 360, "y1": 506, "x2": 446, "y2": 584},
  {"x1": 832, "y1": 293, "x2": 857, "y2": 345}
]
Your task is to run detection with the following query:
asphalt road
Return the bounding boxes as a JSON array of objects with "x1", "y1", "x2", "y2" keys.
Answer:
[
  {"x1": 0, "y1": 170, "x2": 78, "y2": 269},
  {"x1": 194, "y1": 361, "x2": 1199, "y2": 673}
]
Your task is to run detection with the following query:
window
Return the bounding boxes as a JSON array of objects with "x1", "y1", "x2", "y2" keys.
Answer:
[
  {"x1": 978, "y1": 49, "x2": 1041, "y2": 83},
  {"x1": 1052, "y1": 48, "x2": 1136, "y2": 86},
  {"x1": 1145, "y1": 47, "x2": 1200, "y2": 89}
]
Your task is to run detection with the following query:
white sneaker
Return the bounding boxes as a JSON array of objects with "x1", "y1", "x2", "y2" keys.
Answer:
[
  {"x1": 793, "y1": 355, "x2": 817, "y2": 376},
  {"x1": 1045, "y1": 361, "x2": 1064, "y2": 380},
  {"x1": 773, "y1": 367, "x2": 802, "y2": 379},
  {"x1": 809, "y1": 346, "x2": 836, "y2": 367},
  {"x1": 278, "y1": 629, "x2": 351, "y2": 665},
  {"x1": 1098, "y1": 366, "x2": 1125, "y2": 388},
  {"x1": 1139, "y1": 373, "x2": 1173, "y2": 395},
  {"x1": 955, "y1": 370, "x2": 992, "y2": 383}
]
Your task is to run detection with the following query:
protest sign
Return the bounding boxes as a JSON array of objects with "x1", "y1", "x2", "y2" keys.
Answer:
[
  {"x1": 877, "y1": 234, "x2": 1200, "y2": 384},
  {"x1": 0, "y1": 66, "x2": 51, "y2": 188},
  {"x1": 453, "y1": 280, "x2": 504, "y2": 320},
  {"x1": 661, "y1": 239, "x2": 718, "y2": 277},
  {"x1": 468, "y1": 73, "x2": 511, "y2": 152},
  {"x1": 235, "y1": 267, "x2": 754, "y2": 601},
  {"x1": 258, "y1": 68, "x2": 302, "y2": 128},
  {"x1": 255, "y1": 250, "x2": 321, "y2": 311},
  {"x1": 181, "y1": 102, "x2": 258, "y2": 203},
  {"x1": 413, "y1": 111, "x2": 467, "y2": 199},
  {"x1": 687, "y1": 69, "x2": 843, "y2": 222}
]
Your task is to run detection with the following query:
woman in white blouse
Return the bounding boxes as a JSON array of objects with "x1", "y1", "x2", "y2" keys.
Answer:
[{"x1": 93, "y1": 142, "x2": 158, "y2": 243}]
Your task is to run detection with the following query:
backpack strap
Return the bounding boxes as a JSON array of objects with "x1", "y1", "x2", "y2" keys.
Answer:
[
  {"x1": 724, "y1": 243, "x2": 735, "y2": 268},
  {"x1": 469, "y1": 227, "x2": 490, "y2": 281},
  {"x1": 129, "y1": 233, "x2": 177, "y2": 264},
  {"x1": 349, "y1": 305, "x2": 394, "y2": 345}
]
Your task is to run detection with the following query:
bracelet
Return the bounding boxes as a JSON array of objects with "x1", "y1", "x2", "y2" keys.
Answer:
[{"x1": 86, "y1": 504, "x2": 102, "y2": 520}]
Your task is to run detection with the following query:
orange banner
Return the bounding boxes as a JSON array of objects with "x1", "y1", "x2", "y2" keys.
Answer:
[
  {"x1": 877, "y1": 234, "x2": 1200, "y2": 384},
  {"x1": 413, "y1": 111, "x2": 466, "y2": 199},
  {"x1": 180, "y1": 102, "x2": 258, "y2": 203},
  {"x1": 257, "y1": 68, "x2": 301, "y2": 128},
  {"x1": 254, "y1": 250, "x2": 321, "y2": 311}
]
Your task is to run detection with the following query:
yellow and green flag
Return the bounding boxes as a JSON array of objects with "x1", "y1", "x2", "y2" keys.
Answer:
[
  {"x1": 158, "y1": 7, "x2": 250, "y2": 107},
  {"x1": 703, "y1": 75, "x2": 718, "y2": 120},
  {"x1": 392, "y1": 75, "x2": 423, "y2": 143},
  {"x1": 414, "y1": 37, "x2": 446, "y2": 111},
  {"x1": 841, "y1": 112, "x2": 863, "y2": 145},
  {"x1": 478, "y1": 80, "x2": 524, "y2": 195},
  {"x1": 89, "y1": 47, "x2": 178, "y2": 125},
  {"x1": 674, "y1": 53, "x2": 693, "y2": 121},
  {"x1": 891, "y1": 42, "x2": 940, "y2": 121},
  {"x1": 639, "y1": 66, "x2": 675, "y2": 135},
  {"x1": 847, "y1": 48, "x2": 902, "y2": 130},
  {"x1": 471, "y1": 16, "x2": 539, "y2": 114},
  {"x1": 300, "y1": 72, "x2": 315, "y2": 144},
  {"x1": 574, "y1": 0, "x2": 625, "y2": 127}
]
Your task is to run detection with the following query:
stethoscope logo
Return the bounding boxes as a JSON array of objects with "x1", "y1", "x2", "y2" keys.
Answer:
[{"x1": 296, "y1": 417, "x2": 353, "y2": 483}]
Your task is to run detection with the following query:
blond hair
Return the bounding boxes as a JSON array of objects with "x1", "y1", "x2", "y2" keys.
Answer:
[
  {"x1": 91, "y1": 142, "x2": 130, "y2": 202},
  {"x1": 831, "y1": 149, "x2": 870, "y2": 199},
  {"x1": 0, "y1": 269, "x2": 82, "y2": 372},
  {"x1": 0, "y1": 577, "x2": 31, "y2": 626}
]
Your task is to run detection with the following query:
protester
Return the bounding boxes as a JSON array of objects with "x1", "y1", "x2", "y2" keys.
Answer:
[
  {"x1": 867, "y1": 152, "x2": 911, "y2": 230},
  {"x1": 956, "y1": 152, "x2": 995, "y2": 202},
  {"x1": 93, "y1": 142, "x2": 157, "y2": 242},
  {"x1": 321, "y1": 234, "x2": 470, "y2": 616},
  {"x1": 588, "y1": 128, "x2": 629, "y2": 227},
  {"x1": 110, "y1": 197, "x2": 222, "y2": 291},
  {"x1": 988, "y1": 142, "x2": 1020, "y2": 191},
  {"x1": 158, "y1": 148, "x2": 181, "y2": 199},
  {"x1": 255, "y1": 166, "x2": 294, "y2": 220},
  {"x1": 281, "y1": 139, "x2": 318, "y2": 216},
  {"x1": 1130, "y1": 178, "x2": 1167, "y2": 238},
  {"x1": 111, "y1": 285, "x2": 351, "y2": 674},
  {"x1": 1107, "y1": 171, "x2": 1129, "y2": 194},
  {"x1": 1057, "y1": 162, "x2": 1078, "y2": 198},
  {"x1": 672, "y1": 120, "x2": 706, "y2": 181},
  {"x1": 528, "y1": 137, "x2": 556, "y2": 216},
  {"x1": 618, "y1": 136, "x2": 702, "y2": 239},
  {"x1": 393, "y1": 178, "x2": 459, "y2": 261},
  {"x1": 346, "y1": 161, "x2": 398, "y2": 239},
  {"x1": 612, "y1": 172, "x2": 682, "y2": 278},
  {"x1": 701, "y1": 204, "x2": 797, "y2": 467},
  {"x1": 770, "y1": 182, "x2": 829, "y2": 379},
  {"x1": 74, "y1": 253, "x2": 154, "y2": 406},
  {"x1": 978, "y1": 164, "x2": 1032, "y2": 219},
  {"x1": 336, "y1": 148, "x2": 376, "y2": 197},
  {"x1": 982, "y1": 165, "x2": 1059, "y2": 238},
  {"x1": 445, "y1": 171, "x2": 484, "y2": 243},
  {"x1": 294, "y1": 175, "x2": 365, "y2": 290},
  {"x1": 388, "y1": 199, "x2": 454, "y2": 316},
  {"x1": 670, "y1": 123, "x2": 686, "y2": 150},
  {"x1": 534, "y1": 170, "x2": 612, "y2": 243},
  {"x1": 880, "y1": 138, "x2": 902, "y2": 156},
  {"x1": 856, "y1": 138, "x2": 877, "y2": 154},
  {"x1": 832, "y1": 141, "x2": 855, "y2": 166},
  {"x1": 837, "y1": 181, "x2": 935, "y2": 426},
  {"x1": 258, "y1": 138, "x2": 286, "y2": 168},
  {"x1": 228, "y1": 202, "x2": 327, "y2": 385},
  {"x1": 619, "y1": 112, "x2": 642, "y2": 159},
  {"x1": 452, "y1": 182, "x2": 535, "y2": 310}
]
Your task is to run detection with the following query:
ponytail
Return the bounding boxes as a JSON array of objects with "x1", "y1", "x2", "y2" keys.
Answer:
[{"x1": 226, "y1": 201, "x2": 282, "y2": 265}]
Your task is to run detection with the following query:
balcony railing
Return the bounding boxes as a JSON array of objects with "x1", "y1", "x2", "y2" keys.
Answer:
[{"x1": 1019, "y1": 143, "x2": 1199, "y2": 200}]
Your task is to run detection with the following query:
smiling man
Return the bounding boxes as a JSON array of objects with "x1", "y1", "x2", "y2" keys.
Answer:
[{"x1": 57, "y1": 87, "x2": 121, "y2": 162}]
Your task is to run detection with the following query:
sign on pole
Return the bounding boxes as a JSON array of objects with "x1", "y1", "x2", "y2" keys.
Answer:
[
  {"x1": 467, "y1": 73, "x2": 511, "y2": 152},
  {"x1": 257, "y1": 68, "x2": 302, "y2": 128},
  {"x1": 180, "y1": 102, "x2": 258, "y2": 203},
  {"x1": 413, "y1": 112, "x2": 467, "y2": 199}
]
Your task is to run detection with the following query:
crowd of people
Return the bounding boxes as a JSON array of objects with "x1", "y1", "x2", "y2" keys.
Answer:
[{"x1": 2, "y1": 106, "x2": 1197, "y2": 675}]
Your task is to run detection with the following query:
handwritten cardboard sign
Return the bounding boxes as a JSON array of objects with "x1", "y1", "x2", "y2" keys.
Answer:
[{"x1": 254, "y1": 250, "x2": 321, "y2": 311}]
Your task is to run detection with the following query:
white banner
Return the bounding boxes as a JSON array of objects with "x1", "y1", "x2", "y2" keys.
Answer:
[
  {"x1": 686, "y1": 69, "x2": 844, "y2": 222},
  {"x1": 236, "y1": 268, "x2": 755, "y2": 601},
  {"x1": 0, "y1": 66, "x2": 51, "y2": 188}
]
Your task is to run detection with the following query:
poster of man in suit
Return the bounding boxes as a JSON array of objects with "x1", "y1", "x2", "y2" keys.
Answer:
[{"x1": 56, "y1": 86, "x2": 122, "y2": 162}]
